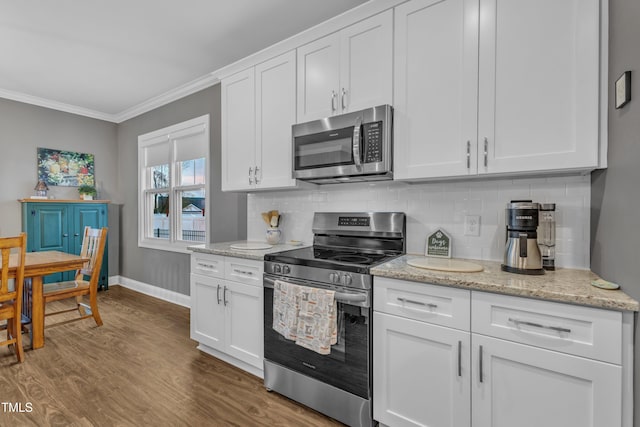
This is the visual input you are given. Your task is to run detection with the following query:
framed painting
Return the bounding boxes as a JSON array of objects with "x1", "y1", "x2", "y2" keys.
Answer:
[{"x1": 37, "y1": 148, "x2": 95, "y2": 187}]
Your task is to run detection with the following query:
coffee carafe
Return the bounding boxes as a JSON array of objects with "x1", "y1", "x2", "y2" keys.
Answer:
[{"x1": 501, "y1": 200, "x2": 544, "y2": 275}]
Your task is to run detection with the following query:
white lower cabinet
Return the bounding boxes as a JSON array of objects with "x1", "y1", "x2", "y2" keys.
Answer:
[
  {"x1": 472, "y1": 334, "x2": 621, "y2": 427},
  {"x1": 374, "y1": 312, "x2": 470, "y2": 427},
  {"x1": 190, "y1": 253, "x2": 264, "y2": 375},
  {"x1": 373, "y1": 278, "x2": 630, "y2": 427}
]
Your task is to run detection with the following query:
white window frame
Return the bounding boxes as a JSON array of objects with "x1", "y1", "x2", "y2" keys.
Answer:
[{"x1": 138, "y1": 114, "x2": 210, "y2": 253}]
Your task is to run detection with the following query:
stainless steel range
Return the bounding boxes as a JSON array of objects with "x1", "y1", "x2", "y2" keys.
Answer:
[{"x1": 263, "y1": 212, "x2": 406, "y2": 427}]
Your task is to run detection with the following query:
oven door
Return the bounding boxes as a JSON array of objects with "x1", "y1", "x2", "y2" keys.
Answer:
[{"x1": 263, "y1": 274, "x2": 371, "y2": 399}]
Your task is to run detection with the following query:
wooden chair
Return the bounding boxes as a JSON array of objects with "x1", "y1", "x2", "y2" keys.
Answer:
[
  {"x1": 43, "y1": 227, "x2": 107, "y2": 327},
  {"x1": 0, "y1": 233, "x2": 27, "y2": 363}
]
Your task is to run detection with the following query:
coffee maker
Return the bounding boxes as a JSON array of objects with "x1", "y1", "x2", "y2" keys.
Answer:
[{"x1": 501, "y1": 200, "x2": 545, "y2": 275}]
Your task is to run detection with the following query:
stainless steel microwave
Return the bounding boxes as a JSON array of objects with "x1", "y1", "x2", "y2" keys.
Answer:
[{"x1": 292, "y1": 105, "x2": 392, "y2": 184}]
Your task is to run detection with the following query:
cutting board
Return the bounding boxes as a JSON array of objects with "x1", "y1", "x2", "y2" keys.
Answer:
[
  {"x1": 230, "y1": 242, "x2": 273, "y2": 250},
  {"x1": 407, "y1": 257, "x2": 484, "y2": 273}
]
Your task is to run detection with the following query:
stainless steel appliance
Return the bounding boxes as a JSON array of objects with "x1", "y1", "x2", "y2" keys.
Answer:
[
  {"x1": 538, "y1": 203, "x2": 556, "y2": 271},
  {"x1": 292, "y1": 105, "x2": 393, "y2": 184},
  {"x1": 263, "y1": 212, "x2": 406, "y2": 427},
  {"x1": 501, "y1": 200, "x2": 544, "y2": 275}
]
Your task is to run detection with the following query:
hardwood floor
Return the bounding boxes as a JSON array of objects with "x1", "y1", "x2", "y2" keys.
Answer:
[{"x1": 0, "y1": 286, "x2": 343, "y2": 426}]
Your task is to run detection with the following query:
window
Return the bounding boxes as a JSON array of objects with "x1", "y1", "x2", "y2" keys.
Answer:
[{"x1": 138, "y1": 115, "x2": 209, "y2": 252}]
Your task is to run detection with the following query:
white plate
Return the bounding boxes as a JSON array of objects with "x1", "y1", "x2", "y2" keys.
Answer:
[
  {"x1": 407, "y1": 257, "x2": 484, "y2": 273},
  {"x1": 229, "y1": 242, "x2": 273, "y2": 250}
]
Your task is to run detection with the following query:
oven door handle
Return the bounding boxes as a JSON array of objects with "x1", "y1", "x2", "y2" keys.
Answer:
[{"x1": 263, "y1": 276, "x2": 367, "y2": 304}]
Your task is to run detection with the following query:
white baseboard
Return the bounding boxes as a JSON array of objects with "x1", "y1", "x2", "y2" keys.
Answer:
[{"x1": 108, "y1": 275, "x2": 191, "y2": 308}]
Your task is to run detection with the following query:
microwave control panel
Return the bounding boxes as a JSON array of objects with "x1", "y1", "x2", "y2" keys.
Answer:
[{"x1": 363, "y1": 121, "x2": 383, "y2": 163}]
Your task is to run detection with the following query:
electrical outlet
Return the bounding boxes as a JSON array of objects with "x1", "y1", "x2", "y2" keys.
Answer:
[{"x1": 464, "y1": 215, "x2": 480, "y2": 236}]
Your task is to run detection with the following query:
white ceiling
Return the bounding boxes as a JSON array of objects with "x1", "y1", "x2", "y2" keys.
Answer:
[{"x1": 0, "y1": 0, "x2": 367, "y2": 122}]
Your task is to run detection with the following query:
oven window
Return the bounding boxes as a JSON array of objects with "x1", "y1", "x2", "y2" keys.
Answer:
[
  {"x1": 264, "y1": 286, "x2": 370, "y2": 399},
  {"x1": 294, "y1": 126, "x2": 355, "y2": 170}
]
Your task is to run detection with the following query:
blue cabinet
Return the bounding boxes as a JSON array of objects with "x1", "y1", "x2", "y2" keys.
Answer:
[{"x1": 21, "y1": 200, "x2": 109, "y2": 289}]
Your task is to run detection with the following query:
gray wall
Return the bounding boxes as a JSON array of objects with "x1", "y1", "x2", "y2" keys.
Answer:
[
  {"x1": 591, "y1": 0, "x2": 640, "y2": 424},
  {"x1": 0, "y1": 98, "x2": 119, "y2": 273},
  {"x1": 116, "y1": 84, "x2": 247, "y2": 295}
]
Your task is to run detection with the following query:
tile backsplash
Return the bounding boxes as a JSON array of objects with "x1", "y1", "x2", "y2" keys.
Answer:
[{"x1": 247, "y1": 175, "x2": 591, "y2": 269}]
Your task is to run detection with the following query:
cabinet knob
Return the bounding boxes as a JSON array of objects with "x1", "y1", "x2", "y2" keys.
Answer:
[{"x1": 62, "y1": 233, "x2": 68, "y2": 237}]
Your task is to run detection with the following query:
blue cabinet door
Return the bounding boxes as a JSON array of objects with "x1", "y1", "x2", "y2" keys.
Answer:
[
  {"x1": 27, "y1": 203, "x2": 70, "y2": 283},
  {"x1": 73, "y1": 204, "x2": 108, "y2": 289}
]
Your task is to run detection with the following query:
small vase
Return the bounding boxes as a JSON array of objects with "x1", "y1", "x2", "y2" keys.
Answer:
[{"x1": 265, "y1": 228, "x2": 282, "y2": 245}]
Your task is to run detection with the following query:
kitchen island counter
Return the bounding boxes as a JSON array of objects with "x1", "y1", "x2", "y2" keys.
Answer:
[{"x1": 371, "y1": 255, "x2": 639, "y2": 312}]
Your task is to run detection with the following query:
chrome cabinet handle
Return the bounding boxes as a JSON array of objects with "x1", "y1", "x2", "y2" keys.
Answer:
[
  {"x1": 234, "y1": 269, "x2": 253, "y2": 276},
  {"x1": 483, "y1": 137, "x2": 488, "y2": 167},
  {"x1": 508, "y1": 317, "x2": 571, "y2": 334},
  {"x1": 197, "y1": 262, "x2": 216, "y2": 270},
  {"x1": 254, "y1": 166, "x2": 260, "y2": 184},
  {"x1": 397, "y1": 297, "x2": 437, "y2": 309},
  {"x1": 249, "y1": 166, "x2": 254, "y2": 185},
  {"x1": 331, "y1": 90, "x2": 337, "y2": 112},
  {"x1": 216, "y1": 284, "x2": 221, "y2": 305},
  {"x1": 223, "y1": 286, "x2": 228, "y2": 306},
  {"x1": 479, "y1": 345, "x2": 484, "y2": 383},
  {"x1": 457, "y1": 340, "x2": 462, "y2": 377},
  {"x1": 341, "y1": 88, "x2": 348, "y2": 110},
  {"x1": 466, "y1": 140, "x2": 471, "y2": 169}
]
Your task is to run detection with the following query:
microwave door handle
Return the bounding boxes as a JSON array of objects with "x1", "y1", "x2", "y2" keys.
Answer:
[{"x1": 353, "y1": 116, "x2": 362, "y2": 169}]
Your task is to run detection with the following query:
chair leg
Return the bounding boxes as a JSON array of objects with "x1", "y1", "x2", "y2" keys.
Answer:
[
  {"x1": 89, "y1": 294, "x2": 103, "y2": 327},
  {"x1": 76, "y1": 295, "x2": 87, "y2": 316},
  {"x1": 7, "y1": 316, "x2": 24, "y2": 363},
  {"x1": 14, "y1": 316, "x2": 24, "y2": 363}
]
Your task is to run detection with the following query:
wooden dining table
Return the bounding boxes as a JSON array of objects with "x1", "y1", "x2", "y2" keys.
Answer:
[{"x1": 9, "y1": 250, "x2": 90, "y2": 349}]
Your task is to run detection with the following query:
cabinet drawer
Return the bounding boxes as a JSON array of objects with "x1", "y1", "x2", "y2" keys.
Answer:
[
  {"x1": 225, "y1": 258, "x2": 263, "y2": 286},
  {"x1": 191, "y1": 253, "x2": 225, "y2": 278},
  {"x1": 374, "y1": 277, "x2": 470, "y2": 331},
  {"x1": 471, "y1": 291, "x2": 623, "y2": 364}
]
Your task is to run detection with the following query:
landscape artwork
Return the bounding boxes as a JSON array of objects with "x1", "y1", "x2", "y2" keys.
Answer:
[{"x1": 37, "y1": 147, "x2": 95, "y2": 187}]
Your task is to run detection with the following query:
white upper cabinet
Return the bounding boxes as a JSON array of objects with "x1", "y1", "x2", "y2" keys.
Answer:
[
  {"x1": 394, "y1": 0, "x2": 479, "y2": 179},
  {"x1": 255, "y1": 51, "x2": 297, "y2": 189},
  {"x1": 221, "y1": 51, "x2": 297, "y2": 191},
  {"x1": 394, "y1": 0, "x2": 604, "y2": 181},
  {"x1": 478, "y1": 0, "x2": 601, "y2": 174},
  {"x1": 221, "y1": 68, "x2": 255, "y2": 191},
  {"x1": 297, "y1": 10, "x2": 393, "y2": 123}
]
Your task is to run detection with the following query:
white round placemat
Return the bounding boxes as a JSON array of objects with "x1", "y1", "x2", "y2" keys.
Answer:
[
  {"x1": 229, "y1": 242, "x2": 273, "y2": 250},
  {"x1": 407, "y1": 257, "x2": 484, "y2": 273}
]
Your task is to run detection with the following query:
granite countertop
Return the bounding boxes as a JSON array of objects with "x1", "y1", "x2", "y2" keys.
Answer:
[
  {"x1": 187, "y1": 241, "x2": 304, "y2": 261},
  {"x1": 371, "y1": 254, "x2": 639, "y2": 312}
]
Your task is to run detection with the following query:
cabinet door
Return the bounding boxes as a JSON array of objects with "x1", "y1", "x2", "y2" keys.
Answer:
[
  {"x1": 30, "y1": 204, "x2": 70, "y2": 283},
  {"x1": 73, "y1": 203, "x2": 108, "y2": 288},
  {"x1": 394, "y1": 0, "x2": 479, "y2": 180},
  {"x1": 73, "y1": 204, "x2": 105, "y2": 253},
  {"x1": 339, "y1": 10, "x2": 393, "y2": 113},
  {"x1": 374, "y1": 312, "x2": 470, "y2": 427},
  {"x1": 221, "y1": 67, "x2": 256, "y2": 191},
  {"x1": 224, "y1": 280, "x2": 263, "y2": 369},
  {"x1": 29, "y1": 204, "x2": 69, "y2": 253},
  {"x1": 297, "y1": 32, "x2": 340, "y2": 122},
  {"x1": 478, "y1": 0, "x2": 600, "y2": 174},
  {"x1": 190, "y1": 274, "x2": 225, "y2": 351},
  {"x1": 255, "y1": 50, "x2": 297, "y2": 189},
  {"x1": 472, "y1": 334, "x2": 621, "y2": 427}
]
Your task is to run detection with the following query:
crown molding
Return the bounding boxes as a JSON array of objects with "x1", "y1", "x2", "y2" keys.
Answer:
[
  {"x1": 113, "y1": 72, "x2": 219, "y2": 123},
  {"x1": 0, "y1": 87, "x2": 118, "y2": 122}
]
